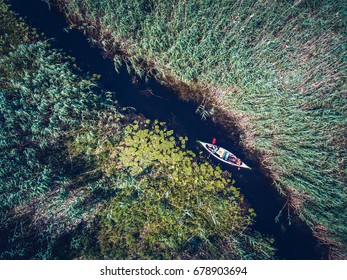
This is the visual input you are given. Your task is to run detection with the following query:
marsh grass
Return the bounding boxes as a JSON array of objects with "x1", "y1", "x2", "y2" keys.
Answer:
[
  {"x1": 52, "y1": 0, "x2": 347, "y2": 256},
  {"x1": 0, "y1": 0, "x2": 123, "y2": 257},
  {"x1": 0, "y1": 38, "x2": 121, "y2": 258}
]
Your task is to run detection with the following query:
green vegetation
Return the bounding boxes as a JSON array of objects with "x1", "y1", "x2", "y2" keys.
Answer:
[
  {"x1": 69, "y1": 121, "x2": 274, "y2": 259},
  {"x1": 0, "y1": 1, "x2": 28, "y2": 54},
  {"x1": 52, "y1": 0, "x2": 347, "y2": 257},
  {"x1": 0, "y1": 1, "x2": 274, "y2": 259},
  {"x1": 0, "y1": 0, "x2": 124, "y2": 258},
  {"x1": 0, "y1": 0, "x2": 122, "y2": 257}
]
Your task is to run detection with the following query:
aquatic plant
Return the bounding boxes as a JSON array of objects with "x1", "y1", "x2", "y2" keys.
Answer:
[
  {"x1": 95, "y1": 121, "x2": 275, "y2": 259},
  {"x1": 52, "y1": 0, "x2": 347, "y2": 257},
  {"x1": 0, "y1": 0, "x2": 29, "y2": 54}
]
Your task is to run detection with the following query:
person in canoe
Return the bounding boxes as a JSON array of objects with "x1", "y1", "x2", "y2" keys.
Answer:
[
  {"x1": 211, "y1": 137, "x2": 220, "y2": 152},
  {"x1": 227, "y1": 153, "x2": 237, "y2": 163},
  {"x1": 207, "y1": 138, "x2": 220, "y2": 153},
  {"x1": 226, "y1": 153, "x2": 241, "y2": 169},
  {"x1": 235, "y1": 158, "x2": 242, "y2": 170},
  {"x1": 206, "y1": 144, "x2": 215, "y2": 151}
]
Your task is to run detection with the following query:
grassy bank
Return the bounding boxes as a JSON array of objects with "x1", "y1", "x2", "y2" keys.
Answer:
[
  {"x1": 51, "y1": 0, "x2": 347, "y2": 257},
  {"x1": 0, "y1": 0, "x2": 274, "y2": 259}
]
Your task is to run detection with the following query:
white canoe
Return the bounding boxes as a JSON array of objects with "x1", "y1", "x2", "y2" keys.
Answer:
[{"x1": 198, "y1": 141, "x2": 251, "y2": 170}]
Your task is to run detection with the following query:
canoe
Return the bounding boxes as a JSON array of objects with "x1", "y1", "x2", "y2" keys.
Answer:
[{"x1": 198, "y1": 141, "x2": 251, "y2": 170}]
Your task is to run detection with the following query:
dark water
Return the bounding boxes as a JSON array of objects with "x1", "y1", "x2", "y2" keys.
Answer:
[{"x1": 10, "y1": 0, "x2": 326, "y2": 259}]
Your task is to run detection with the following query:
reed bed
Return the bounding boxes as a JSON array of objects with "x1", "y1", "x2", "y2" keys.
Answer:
[{"x1": 52, "y1": 0, "x2": 347, "y2": 256}]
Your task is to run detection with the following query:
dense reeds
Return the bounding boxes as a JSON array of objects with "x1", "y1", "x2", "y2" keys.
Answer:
[
  {"x1": 51, "y1": 0, "x2": 347, "y2": 256},
  {"x1": 0, "y1": 0, "x2": 123, "y2": 257}
]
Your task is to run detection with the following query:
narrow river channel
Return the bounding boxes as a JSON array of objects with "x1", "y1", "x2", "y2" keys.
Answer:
[{"x1": 10, "y1": 0, "x2": 326, "y2": 259}]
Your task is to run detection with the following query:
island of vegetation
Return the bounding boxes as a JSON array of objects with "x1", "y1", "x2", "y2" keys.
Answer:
[{"x1": 0, "y1": 0, "x2": 275, "y2": 259}]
